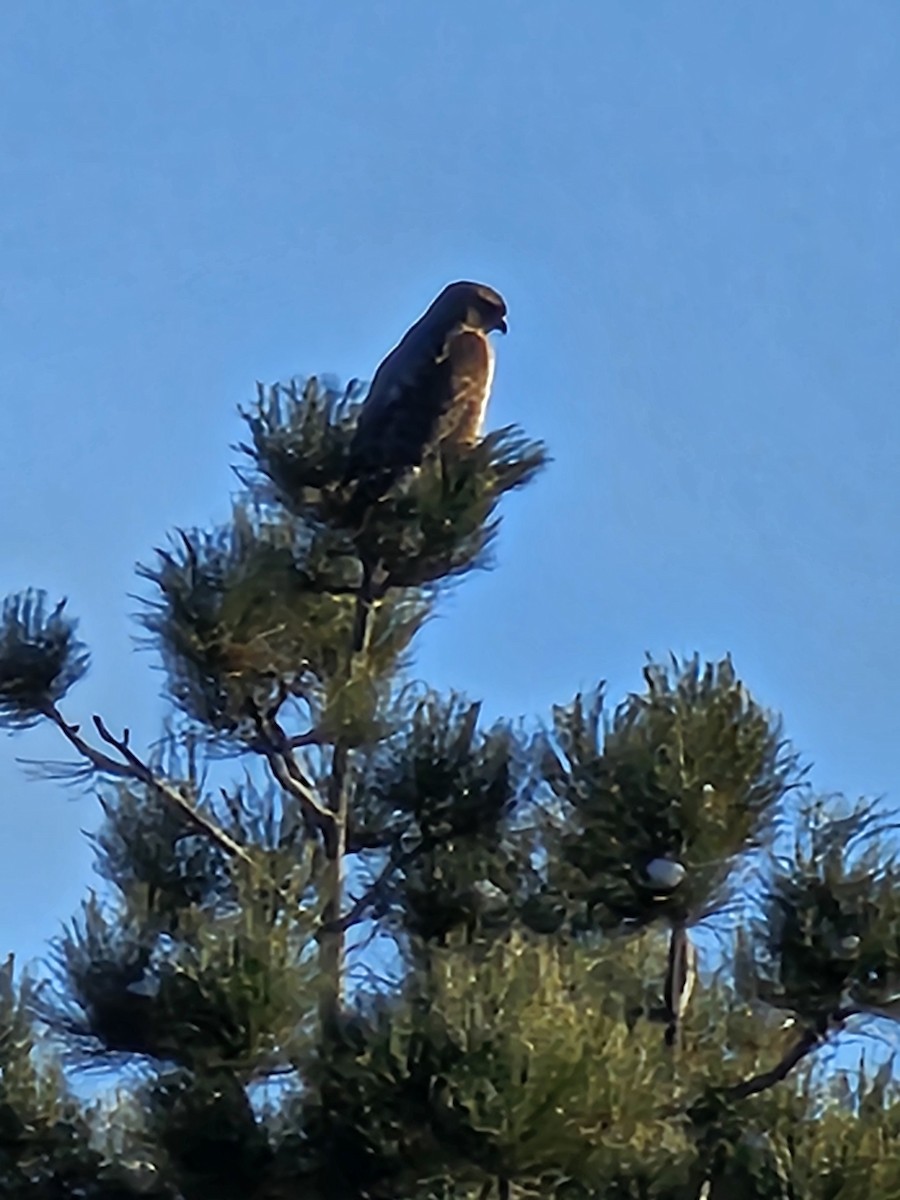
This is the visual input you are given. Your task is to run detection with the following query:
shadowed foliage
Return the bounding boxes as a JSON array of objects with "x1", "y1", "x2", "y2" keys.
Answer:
[
  {"x1": 536, "y1": 657, "x2": 801, "y2": 934},
  {"x1": 0, "y1": 593, "x2": 89, "y2": 730}
]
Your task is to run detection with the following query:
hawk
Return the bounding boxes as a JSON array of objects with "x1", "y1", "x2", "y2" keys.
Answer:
[{"x1": 344, "y1": 281, "x2": 507, "y2": 512}]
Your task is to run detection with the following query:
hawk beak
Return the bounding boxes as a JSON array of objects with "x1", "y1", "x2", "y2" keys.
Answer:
[{"x1": 497, "y1": 316, "x2": 508, "y2": 334}]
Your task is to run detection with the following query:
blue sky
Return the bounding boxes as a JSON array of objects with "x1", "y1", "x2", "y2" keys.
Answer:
[{"x1": 2, "y1": 2, "x2": 900, "y2": 968}]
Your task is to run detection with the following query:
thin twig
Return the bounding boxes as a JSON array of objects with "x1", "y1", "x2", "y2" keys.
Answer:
[
  {"x1": 286, "y1": 729, "x2": 323, "y2": 749},
  {"x1": 259, "y1": 741, "x2": 332, "y2": 829},
  {"x1": 45, "y1": 704, "x2": 256, "y2": 867},
  {"x1": 245, "y1": 692, "x2": 333, "y2": 830},
  {"x1": 44, "y1": 705, "x2": 130, "y2": 777},
  {"x1": 320, "y1": 836, "x2": 432, "y2": 935}
]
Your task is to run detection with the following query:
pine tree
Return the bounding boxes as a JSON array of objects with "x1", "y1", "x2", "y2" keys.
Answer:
[{"x1": 3, "y1": 374, "x2": 900, "y2": 1198}]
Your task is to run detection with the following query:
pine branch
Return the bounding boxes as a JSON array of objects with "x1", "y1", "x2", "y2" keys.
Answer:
[
  {"x1": 239, "y1": 566, "x2": 379, "y2": 1031},
  {"x1": 350, "y1": 556, "x2": 378, "y2": 657},
  {"x1": 317, "y1": 556, "x2": 385, "y2": 1030},
  {"x1": 257, "y1": 740, "x2": 333, "y2": 830},
  {"x1": 44, "y1": 703, "x2": 256, "y2": 867},
  {"x1": 320, "y1": 835, "x2": 433, "y2": 935},
  {"x1": 658, "y1": 1006, "x2": 859, "y2": 1122},
  {"x1": 663, "y1": 923, "x2": 697, "y2": 1051},
  {"x1": 724, "y1": 1006, "x2": 856, "y2": 1101},
  {"x1": 250, "y1": 712, "x2": 333, "y2": 824},
  {"x1": 317, "y1": 586, "x2": 370, "y2": 1030},
  {"x1": 42, "y1": 704, "x2": 129, "y2": 777},
  {"x1": 286, "y1": 729, "x2": 324, "y2": 749}
]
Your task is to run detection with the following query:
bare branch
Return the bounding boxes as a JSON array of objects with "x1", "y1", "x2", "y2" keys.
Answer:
[
  {"x1": 93, "y1": 715, "x2": 146, "y2": 771},
  {"x1": 259, "y1": 740, "x2": 333, "y2": 829},
  {"x1": 245, "y1": 694, "x2": 334, "y2": 831},
  {"x1": 320, "y1": 836, "x2": 433, "y2": 936},
  {"x1": 44, "y1": 703, "x2": 256, "y2": 868},
  {"x1": 724, "y1": 1006, "x2": 857, "y2": 1101},
  {"x1": 286, "y1": 729, "x2": 324, "y2": 749},
  {"x1": 45, "y1": 705, "x2": 131, "y2": 777}
]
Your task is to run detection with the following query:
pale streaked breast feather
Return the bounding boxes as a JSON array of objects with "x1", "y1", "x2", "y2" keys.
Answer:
[{"x1": 439, "y1": 328, "x2": 494, "y2": 446}]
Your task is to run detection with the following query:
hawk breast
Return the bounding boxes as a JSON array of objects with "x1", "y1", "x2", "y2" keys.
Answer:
[{"x1": 436, "y1": 327, "x2": 494, "y2": 448}]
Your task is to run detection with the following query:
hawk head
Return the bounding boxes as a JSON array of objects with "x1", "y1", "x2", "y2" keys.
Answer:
[{"x1": 437, "y1": 280, "x2": 508, "y2": 335}]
